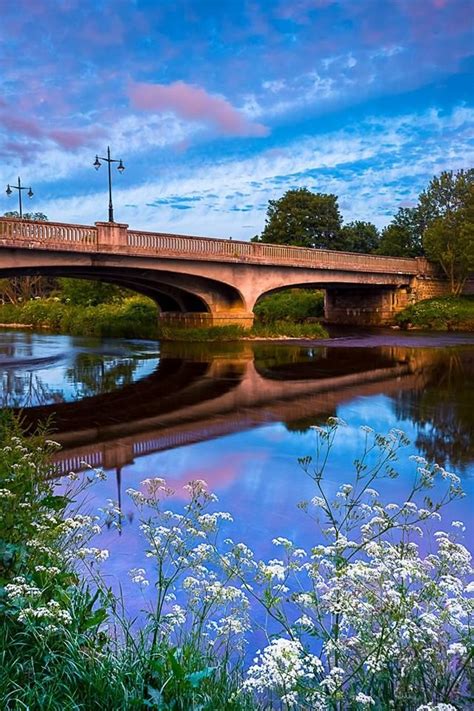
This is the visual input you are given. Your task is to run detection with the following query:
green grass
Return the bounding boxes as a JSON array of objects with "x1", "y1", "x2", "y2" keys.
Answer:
[
  {"x1": 0, "y1": 298, "x2": 329, "y2": 341},
  {"x1": 0, "y1": 296, "x2": 160, "y2": 339},
  {"x1": 395, "y1": 295, "x2": 474, "y2": 331}
]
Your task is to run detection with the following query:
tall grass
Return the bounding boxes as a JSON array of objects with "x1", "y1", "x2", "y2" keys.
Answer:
[{"x1": 0, "y1": 297, "x2": 329, "y2": 341}]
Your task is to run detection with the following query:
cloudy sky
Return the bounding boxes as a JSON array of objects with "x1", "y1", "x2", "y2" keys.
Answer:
[{"x1": 1, "y1": 0, "x2": 473, "y2": 239}]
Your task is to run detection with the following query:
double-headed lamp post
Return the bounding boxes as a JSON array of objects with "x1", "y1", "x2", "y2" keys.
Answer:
[
  {"x1": 93, "y1": 146, "x2": 125, "y2": 223},
  {"x1": 5, "y1": 177, "x2": 34, "y2": 218}
]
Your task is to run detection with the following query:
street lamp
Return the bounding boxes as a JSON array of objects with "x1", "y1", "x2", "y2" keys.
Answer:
[
  {"x1": 5, "y1": 176, "x2": 34, "y2": 219},
  {"x1": 93, "y1": 146, "x2": 125, "y2": 223}
]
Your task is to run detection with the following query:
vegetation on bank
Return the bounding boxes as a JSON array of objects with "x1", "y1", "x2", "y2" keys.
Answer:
[
  {"x1": 0, "y1": 296, "x2": 160, "y2": 339},
  {"x1": 1, "y1": 415, "x2": 473, "y2": 709},
  {"x1": 0, "y1": 287, "x2": 329, "y2": 341},
  {"x1": 395, "y1": 295, "x2": 474, "y2": 331}
]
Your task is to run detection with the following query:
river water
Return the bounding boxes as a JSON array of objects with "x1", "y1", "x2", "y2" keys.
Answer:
[{"x1": 1, "y1": 329, "x2": 473, "y2": 631}]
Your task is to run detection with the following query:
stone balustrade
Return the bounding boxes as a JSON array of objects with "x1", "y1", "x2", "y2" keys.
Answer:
[{"x1": 0, "y1": 216, "x2": 435, "y2": 275}]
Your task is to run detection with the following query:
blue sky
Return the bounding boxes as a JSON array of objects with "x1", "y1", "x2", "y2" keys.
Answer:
[{"x1": 0, "y1": 0, "x2": 473, "y2": 239}]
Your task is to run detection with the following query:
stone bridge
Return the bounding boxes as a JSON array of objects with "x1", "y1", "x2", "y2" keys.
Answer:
[{"x1": 0, "y1": 217, "x2": 453, "y2": 326}]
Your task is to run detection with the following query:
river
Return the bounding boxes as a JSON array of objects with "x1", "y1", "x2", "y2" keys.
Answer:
[{"x1": 1, "y1": 328, "x2": 473, "y2": 634}]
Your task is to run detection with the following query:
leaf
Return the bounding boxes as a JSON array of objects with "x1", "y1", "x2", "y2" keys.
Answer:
[
  {"x1": 185, "y1": 667, "x2": 216, "y2": 688},
  {"x1": 167, "y1": 648, "x2": 185, "y2": 680},
  {"x1": 40, "y1": 494, "x2": 71, "y2": 511},
  {"x1": 144, "y1": 686, "x2": 164, "y2": 708},
  {"x1": 81, "y1": 606, "x2": 108, "y2": 631}
]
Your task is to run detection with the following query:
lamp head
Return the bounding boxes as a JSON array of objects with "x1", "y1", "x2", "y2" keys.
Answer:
[
  {"x1": 28, "y1": 188, "x2": 33, "y2": 198},
  {"x1": 6, "y1": 184, "x2": 12, "y2": 195},
  {"x1": 93, "y1": 156, "x2": 101, "y2": 170},
  {"x1": 117, "y1": 159, "x2": 125, "y2": 174}
]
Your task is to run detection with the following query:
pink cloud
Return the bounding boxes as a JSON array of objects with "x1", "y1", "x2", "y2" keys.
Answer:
[
  {"x1": 128, "y1": 80, "x2": 269, "y2": 137},
  {"x1": 48, "y1": 126, "x2": 104, "y2": 149}
]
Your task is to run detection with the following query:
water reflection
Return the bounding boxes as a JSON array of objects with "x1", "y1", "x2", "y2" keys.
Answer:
[
  {"x1": 0, "y1": 332, "x2": 470, "y2": 477},
  {"x1": 392, "y1": 349, "x2": 474, "y2": 470},
  {"x1": 0, "y1": 331, "x2": 159, "y2": 407},
  {"x1": 2, "y1": 329, "x2": 473, "y2": 640}
]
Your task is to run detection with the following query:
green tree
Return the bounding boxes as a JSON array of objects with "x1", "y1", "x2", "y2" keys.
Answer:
[
  {"x1": 340, "y1": 221, "x2": 379, "y2": 253},
  {"x1": 252, "y1": 188, "x2": 343, "y2": 249},
  {"x1": 3, "y1": 211, "x2": 49, "y2": 221},
  {"x1": 423, "y1": 184, "x2": 474, "y2": 295},
  {"x1": 57, "y1": 278, "x2": 127, "y2": 306},
  {"x1": 377, "y1": 207, "x2": 424, "y2": 257},
  {"x1": 418, "y1": 168, "x2": 474, "y2": 221}
]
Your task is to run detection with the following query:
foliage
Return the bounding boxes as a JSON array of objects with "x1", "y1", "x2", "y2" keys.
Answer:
[
  {"x1": 251, "y1": 320, "x2": 328, "y2": 339},
  {"x1": 254, "y1": 289, "x2": 324, "y2": 323},
  {"x1": 159, "y1": 324, "x2": 249, "y2": 342},
  {"x1": 0, "y1": 297, "x2": 329, "y2": 341},
  {"x1": 57, "y1": 278, "x2": 129, "y2": 306},
  {"x1": 395, "y1": 296, "x2": 474, "y2": 331},
  {"x1": 418, "y1": 169, "x2": 474, "y2": 222},
  {"x1": 377, "y1": 207, "x2": 425, "y2": 257},
  {"x1": 3, "y1": 211, "x2": 49, "y2": 221},
  {"x1": 0, "y1": 295, "x2": 159, "y2": 338},
  {"x1": 252, "y1": 188, "x2": 343, "y2": 250},
  {"x1": 339, "y1": 221, "x2": 380, "y2": 253},
  {"x1": 0, "y1": 276, "x2": 57, "y2": 305},
  {"x1": 0, "y1": 416, "x2": 249, "y2": 710},
  {"x1": 423, "y1": 184, "x2": 474, "y2": 295}
]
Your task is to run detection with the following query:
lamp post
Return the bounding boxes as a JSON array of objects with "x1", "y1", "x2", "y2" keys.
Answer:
[
  {"x1": 93, "y1": 146, "x2": 125, "y2": 223},
  {"x1": 5, "y1": 177, "x2": 34, "y2": 218}
]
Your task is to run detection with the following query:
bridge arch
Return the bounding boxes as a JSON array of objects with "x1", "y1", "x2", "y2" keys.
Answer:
[{"x1": 0, "y1": 263, "x2": 250, "y2": 320}]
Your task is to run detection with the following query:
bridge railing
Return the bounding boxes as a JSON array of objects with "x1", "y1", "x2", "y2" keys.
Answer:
[
  {"x1": 0, "y1": 218, "x2": 97, "y2": 248},
  {"x1": 127, "y1": 227, "x2": 424, "y2": 274},
  {"x1": 1, "y1": 216, "x2": 433, "y2": 275}
]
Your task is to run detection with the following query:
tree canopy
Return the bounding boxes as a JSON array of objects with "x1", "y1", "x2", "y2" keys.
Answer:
[
  {"x1": 376, "y1": 207, "x2": 424, "y2": 258},
  {"x1": 3, "y1": 211, "x2": 49, "y2": 221},
  {"x1": 252, "y1": 188, "x2": 343, "y2": 249},
  {"x1": 340, "y1": 221, "x2": 380, "y2": 253},
  {"x1": 423, "y1": 180, "x2": 474, "y2": 295}
]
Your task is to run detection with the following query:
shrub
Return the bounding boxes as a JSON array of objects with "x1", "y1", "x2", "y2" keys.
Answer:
[
  {"x1": 396, "y1": 296, "x2": 474, "y2": 331},
  {"x1": 254, "y1": 289, "x2": 324, "y2": 324}
]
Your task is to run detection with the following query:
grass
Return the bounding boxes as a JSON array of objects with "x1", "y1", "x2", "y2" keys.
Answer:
[
  {"x1": 0, "y1": 296, "x2": 160, "y2": 339},
  {"x1": 395, "y1": 295, "x2": 474, "y2": 331},
  {"x1": 0, "y1": 298, "x2": 329, "y2": 341}
]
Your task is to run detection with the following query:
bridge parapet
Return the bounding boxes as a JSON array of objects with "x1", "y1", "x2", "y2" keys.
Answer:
[
  {"x1": 0, "y1": 217, "x2": 97, "y2": 249},
  {"x1": 0, "y1": 216, "x2": 438, "y2": 276}
]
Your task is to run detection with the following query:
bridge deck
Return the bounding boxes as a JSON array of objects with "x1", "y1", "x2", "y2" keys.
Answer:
[{"x1": 0, "y1": 217, "x2": 434, "y2": 275}]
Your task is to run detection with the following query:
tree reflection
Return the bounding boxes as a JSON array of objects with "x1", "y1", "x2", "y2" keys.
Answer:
[
  {"x1": 0, "y1": 371, "x2": 64, "y2": 408},
  {"x1": 392, "y1": 350, "x2": 474, "y2": 470},
  {"x1": 65, "y1": 353, "x2": 145, "y2": 398}
]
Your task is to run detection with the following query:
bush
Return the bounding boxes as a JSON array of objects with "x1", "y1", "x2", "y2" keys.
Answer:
[
  {"x1": 254, "y1": 289, "x2": 324, "y2": 324},
  {"x1": 396, "y1": 296, "x2": 474, "y2": 331},
  {"x1": 0, "y1": 296, "x2": 159, "y2": 339}
]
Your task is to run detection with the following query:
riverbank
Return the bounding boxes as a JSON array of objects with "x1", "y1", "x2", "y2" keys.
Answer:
[
  {"x1": 0, "y1": 297, "x2": 328, "y2": 341},
  {"x1": 395, "y1": 295, "x2": 474, "y2": 331}
]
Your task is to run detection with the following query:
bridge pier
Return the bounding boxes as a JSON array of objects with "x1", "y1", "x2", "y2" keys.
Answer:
[
  {"x1": 159, "y1": 311, "x2": 254, "y2": 329},
  {"x1": 324, "y1": 286, "x2": 411, "y2": 326}
]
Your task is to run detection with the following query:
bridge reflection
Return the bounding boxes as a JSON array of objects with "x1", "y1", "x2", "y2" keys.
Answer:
[{"x1": 14, "y1": 342, "x2": 439, "y2": 477}]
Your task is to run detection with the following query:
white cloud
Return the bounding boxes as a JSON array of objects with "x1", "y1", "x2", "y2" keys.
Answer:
[{"x1": 10, "y1": 106, "x2": 474, "y2": 240}]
